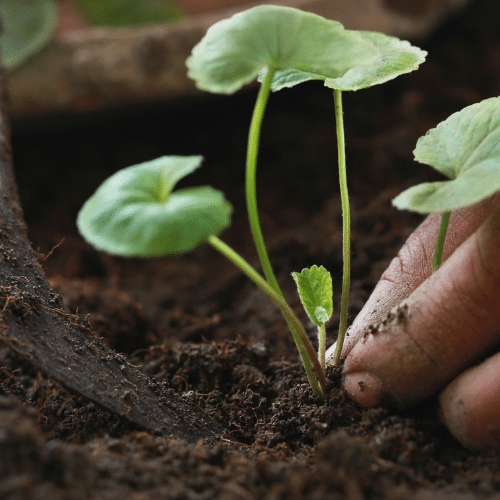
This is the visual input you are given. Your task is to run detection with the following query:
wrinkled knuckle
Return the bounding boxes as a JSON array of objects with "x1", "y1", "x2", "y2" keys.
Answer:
[{"x1": 381, "y1": 235, "x2": 429, "y2": 284}]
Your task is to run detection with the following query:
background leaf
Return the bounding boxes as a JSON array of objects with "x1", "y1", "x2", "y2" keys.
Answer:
[
  {"x1": 0, "y1": 0, "x2": 57, "y2": 71},
  {"x1": 187, "y1": 5, "x2": 378, "y2": 94},
  {"x1": 393, "y1": 97, "x2": 500, "y2": 213},
  {"x1": 292, "y1": 265, "x2": 333, "y2": 326},
  {"x1": 77, "y1": 156, "x2": 233, "y2": 256},
  {"x1": 324, "y1": 31, "x2": 427, "y2": 91}
]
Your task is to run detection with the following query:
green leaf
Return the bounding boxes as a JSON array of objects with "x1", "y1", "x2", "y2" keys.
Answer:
[
  {"x1": 324, "y1": 30, "x2": 427, "y2": 91},
  {"x1": 393, "y1": 97, "x2": 500, "y2": 213},
  {"x1": 0, "y1": 0, "x2": 57, "y2": 71},
  {"x1": 77, "y1": 156, "x2": 233, "y2": 256},
  {"x1": 186, "y1": 5, "x2": 378, "y2": 94},
  {"x1": 292, "y1": 265, "x2": 333, "y2": 326}
]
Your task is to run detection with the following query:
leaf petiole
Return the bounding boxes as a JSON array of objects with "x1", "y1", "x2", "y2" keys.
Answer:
[
  {"x1": 318, "y1": 323, "x2": 327, "y2": 372},
  {"x1": 246, "y1": 67, "x2": 283, "y2": 297},
  {"x1": 332, "y1": 89, "x2": 351, "y2": 366},
  {"x1": 432, "y1": 210, "x2": 450, "y2": 272},
  {"x1": 245, "y1": 69, "x2": 328, "y2": 390}
]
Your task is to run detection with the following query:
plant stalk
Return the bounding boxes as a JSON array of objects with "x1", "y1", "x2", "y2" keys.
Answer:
[
  {"x1": 207, "y1": 235, "x2": 327, "y2": 399},
  {"x1": 246, "y1": 67, "x2": 283, "y2": 298},
  {"x1": 243, "y1": 69, "x2": 329, "y2": 396},
  {"x1": 332, "y1": 89, "x2": 351, "y2": 366},
  {"x1": 318, "y1": 324, "x2": 326, "y2": 372},
  {"x1": 432, "y1": 210, "x2": 451, "y2": 272}
]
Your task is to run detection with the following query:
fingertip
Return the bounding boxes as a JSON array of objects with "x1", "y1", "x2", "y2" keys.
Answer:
[
  {"x1": 343, "y1": 371, "x2": 386, "y2": 408},
  {"x1": 439, "y1": 351, "x2": 500, "y2": 450}
]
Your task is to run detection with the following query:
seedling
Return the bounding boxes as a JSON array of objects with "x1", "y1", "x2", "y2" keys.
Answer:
[
  {"x1": 292, "y1": 266, "x2": 333, "y2": 372},
  {"x1": 187, "y1": 5, "x2": 426, "y2": 366},
  {"x1": 78, "y1": 5, "x2": 427, "y2": 399},
  {"x1": 393, "y1": 96, "x2": 500, "y2": 270},
  {"x1": 186, "y1": 5, "x2": 378, "y2": 301},
  {"x1": 323, "y1": 31, "x2": 427, "y2": 363}
]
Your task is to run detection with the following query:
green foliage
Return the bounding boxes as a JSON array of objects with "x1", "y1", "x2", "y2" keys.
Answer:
[
  {"x1": 74, "y1": 0, "x2": 184, "y2": 27},
  {"x1": 186, "y1": 5, "x2": 378, "y2": 94},
  {"x1": 186, "y1": 4, "x2": 427, "y2": 370},
  {"x1": 77, "y1": 156, "x2": 232, "y2": 256},
  {"x1": 292, "y1": 266, "x2": 333, "y2": 326},
  {"x1": 324, "y1": 31, "x2": 427, "y2": 91},
  {"x1": 393, "y1": 97, "x2": 500, "y2": 213},
  {"x1": 0, "y1": 0, "x2": 57, "y2": 70},
  {"x1": 78, "y1": 4, "x2": 429, "y2": 396}
]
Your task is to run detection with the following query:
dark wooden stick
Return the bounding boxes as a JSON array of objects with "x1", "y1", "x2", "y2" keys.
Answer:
[{"x1": 0, "y1": 71, "x2": 224, "y2": 443}]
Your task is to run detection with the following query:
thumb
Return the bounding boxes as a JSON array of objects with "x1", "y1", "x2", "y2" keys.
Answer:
[
  {"x1": 326, "y1": 194, "x2": 500, "y2": 366},
  {"x1": 342, "y1": 199, "x2": 500, "y2": 409}
]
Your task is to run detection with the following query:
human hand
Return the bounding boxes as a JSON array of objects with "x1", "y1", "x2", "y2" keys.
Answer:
[{"x1": 325, "y1": 193, "x2": 500, "y2": 449}]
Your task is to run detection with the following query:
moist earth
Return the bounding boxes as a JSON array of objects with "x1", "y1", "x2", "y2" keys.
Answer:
[{"x1": 3, "y1": 0, "x2": 500, "y2": 498}]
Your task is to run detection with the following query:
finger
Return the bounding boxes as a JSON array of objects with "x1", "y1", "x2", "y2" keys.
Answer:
[
  {"x1": 326, "y1": 192, "x2": 500, "y2": 365},
  {"x1": 342, "y1": 199, "x2": 500, "y2": 409},
  {"x1": 439, "y1": 350, "x2": 500, "y2": 450}
]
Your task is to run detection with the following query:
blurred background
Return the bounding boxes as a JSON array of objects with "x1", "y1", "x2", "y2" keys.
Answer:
[{"x1": 4, "y1": 0, "x2": 471, "y2": 120}]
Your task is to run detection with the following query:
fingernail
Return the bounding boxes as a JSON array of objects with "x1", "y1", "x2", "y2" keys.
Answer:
[{"x1": 343, "y1": 371, "x2": 386, "y2": 408}]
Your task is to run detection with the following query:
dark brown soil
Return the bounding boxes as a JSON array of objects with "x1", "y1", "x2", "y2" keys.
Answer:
[{"x1": 3, "y1": 0, "x2": 500, "y2": 498}]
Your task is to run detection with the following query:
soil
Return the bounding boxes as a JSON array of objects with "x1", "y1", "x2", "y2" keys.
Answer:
[{"x1": 3, "y1": 0, "x2": 500, "y2": 498}]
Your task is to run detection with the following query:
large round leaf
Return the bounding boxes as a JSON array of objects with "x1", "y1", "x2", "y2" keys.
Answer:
[
  {"x1": 77, "y1": 156, "x2": 233, "y2": 256},
  {"x1": 186, "y1": 5, "x2": 378, "y2": 94},
  {"x1": 324, "y1": 31, "x2": 427, "y2": 91},
  {"x1": 393, "y1": 97, "x2": 500, "y2": 213},
  {"x1": 0, "y1": 0, "x2": 57, "y2": 71}
]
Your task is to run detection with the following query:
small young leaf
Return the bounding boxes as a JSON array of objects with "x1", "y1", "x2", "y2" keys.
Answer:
[
  {"x1": 324, "y1": 31, "x2": 427, "y2": 91},
  {"x1": 393, "y1": 97, "x2": 500, "y2": 213},
  {"x1": 77, "y1": 156, "x2": 233, "y2": 256},
  {"x1": 0, "y1": 0, "x2": 57, "y2": 71},
  {"x1": 186, "y1": 5, "x2": 378, "y2": 94},
  {"x1": 292, "y1": 265, "x2": 333, "y2": 326}
]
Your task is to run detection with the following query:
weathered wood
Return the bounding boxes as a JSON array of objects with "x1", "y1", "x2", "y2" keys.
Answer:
[{"x1": 0, "y1": 70, "x2": 224, "y2": 443}]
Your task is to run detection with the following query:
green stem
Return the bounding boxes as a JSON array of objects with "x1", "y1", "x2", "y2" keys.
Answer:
[
  {"x1": 246, "y1": 67, "x2": 283, "y2": 298},
  {"x1": 207, "y1": 235, "x2": 327, "y2": 399},
  {"x1": 432, "y1": 211, "x2": 451, "y2": 272},
  {"x1": 318, "y1": 324, "x2": 326, "y2": 373},
  {"x1": 333, "y1": 89, "x2": 351, "y2": 367},
  {"x1": 243, "y1": 69, "x2": 328, "y2": 395}
]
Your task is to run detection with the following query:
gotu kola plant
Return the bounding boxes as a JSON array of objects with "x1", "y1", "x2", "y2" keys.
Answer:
[
  {"x1": 321, "y1": 29, "x2": 426, "y2": 365},
  {"x1": 78, "y1": 5, "x2": 426, "y2": 399},
  {"x1": 186, "y1": 4, "x2": 426, "y2": 367},
  {"x1": 393, "y1": 96, "x2": 500, "y2": 271}
]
